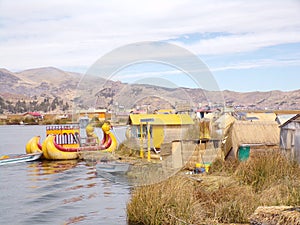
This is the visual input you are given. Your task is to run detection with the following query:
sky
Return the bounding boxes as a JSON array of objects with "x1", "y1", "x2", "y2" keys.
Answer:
[{"x1": 0, "y1": 0, "x2": 300, "y2": 92}]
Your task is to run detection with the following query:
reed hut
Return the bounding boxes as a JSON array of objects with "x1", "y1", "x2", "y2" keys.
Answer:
[
  {"x1": 215, "y1": 113, "x2": 236, "y2": 136},
  {"x1": 279, "y1": 114, "x2": 300, "y2": 163},
  {"x1": 245, "y1": 112, "x2": 277, "y2": 121},
  {"x1": 223, "y1": 120, "x2": 280, "y2": 160}
]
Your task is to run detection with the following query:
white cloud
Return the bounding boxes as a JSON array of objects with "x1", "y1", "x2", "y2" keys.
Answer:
[
  {"x1": 0, "y1": 0, "x2": 300, "y2": 71},
  {"x1": 212, "y1": 59, "x2": 300, "y2": 72},
  {"x1": 174, "y1": 31, "x2": 300, "y2": 55}
]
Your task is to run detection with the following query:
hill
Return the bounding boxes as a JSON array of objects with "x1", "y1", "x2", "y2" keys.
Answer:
[{"x1": 0, "y1": 67, "x2": 299, "y2": 113}]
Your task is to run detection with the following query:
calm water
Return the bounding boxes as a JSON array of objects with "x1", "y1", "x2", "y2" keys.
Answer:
[{"x1": 0, "y1": 125, "x2": 130, "y2": 225}]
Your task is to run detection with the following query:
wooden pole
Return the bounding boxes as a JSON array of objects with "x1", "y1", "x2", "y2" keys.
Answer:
[
  {"x1": 140, "y1": 123, "x2": 144, "y2": 158},
  {"x1": 147, "y1": 122, "x2": 151, "y2": 162}
]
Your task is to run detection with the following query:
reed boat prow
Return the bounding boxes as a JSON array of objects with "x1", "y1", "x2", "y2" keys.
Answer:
[{"x1": 25, "y1": 122, "x2": 118, "y2": 160}]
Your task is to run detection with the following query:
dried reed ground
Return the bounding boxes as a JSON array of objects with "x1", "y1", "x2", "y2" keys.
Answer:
[{"x1": 127, "y1": 152, "x2": 300, "y2": 224}]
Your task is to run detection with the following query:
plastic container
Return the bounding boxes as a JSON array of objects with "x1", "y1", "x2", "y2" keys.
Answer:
[
  {"x1": 238, "y1": 145, "x2": 250, "y2": 161},
  {"x1": 195, "y1": 163, "x2": 210, "y2": 173}
]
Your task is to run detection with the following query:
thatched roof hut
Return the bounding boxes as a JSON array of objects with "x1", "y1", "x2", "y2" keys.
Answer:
[
  {"x1": 223, "y1": 120, "x2": 280, "y2": 159},
  {"x1": 215, "y1": 113, "x2": 236, "y2": 133},
  {"x1": 245, "y1": 112, "x2": 277, "y2": 121}
]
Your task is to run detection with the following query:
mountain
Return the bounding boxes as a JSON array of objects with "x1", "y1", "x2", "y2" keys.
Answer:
[
  {"x1": 1, "y1": 67, "x2": 79, "y2": 99},
  {"x1": 222, "y1": 90, "x2": 300, "y2": 110},
  {"x1": 16, "y1": 67, "x2": 80, "y2": 85},
  {"x1": 0, "y1": 67, "x2": 299, "y2": 113}
]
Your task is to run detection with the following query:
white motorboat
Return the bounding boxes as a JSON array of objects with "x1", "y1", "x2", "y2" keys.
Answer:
[{"x1": 0, "y1": 152, "x2": 42, "y2": 165}]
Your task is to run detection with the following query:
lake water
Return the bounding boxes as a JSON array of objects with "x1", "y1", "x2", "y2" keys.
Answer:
[{"x1": 0, "y1": 125, "x2": 130, "y2": 225}]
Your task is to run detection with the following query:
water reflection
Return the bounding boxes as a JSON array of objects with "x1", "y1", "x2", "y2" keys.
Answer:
[
  {"x1": 27, "y1": 160, "x2": 79, "y2": 175},
  {"x1": 64, "y1": 215, "x2": 87, "y2": 225},
  {"x1": 0, "y1": 125, "x2": 129, "y2": 225},
  {"x1": 0, "y1": 160, "x2": 130, "y2": 225}
]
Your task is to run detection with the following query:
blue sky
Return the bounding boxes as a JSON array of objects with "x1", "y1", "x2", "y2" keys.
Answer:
[{"x1": 0, "y1": 0, "x2": 299, "y2": 92}]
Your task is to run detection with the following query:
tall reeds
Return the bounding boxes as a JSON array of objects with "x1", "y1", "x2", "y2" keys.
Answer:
[
  {"x1": 127, "y1": 176, "x2": 198, "y2": 225},
  {"x1": 127, "y1": 152, "x2": 300, "y2": 224},
  {"x1": 235, "y1": 152, "x2": 300, "y2": 192}
]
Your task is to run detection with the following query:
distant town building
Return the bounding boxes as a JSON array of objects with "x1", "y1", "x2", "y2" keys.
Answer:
[
  {"x1": 23, "y1": 112, "x2": 43, "y2": 120},
  {"x1": 77, "y1": 109, "x2": 106, "y2": 121},
  {"x1": 196, "y1": 107, "x2": 213, "y2": 119}
]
